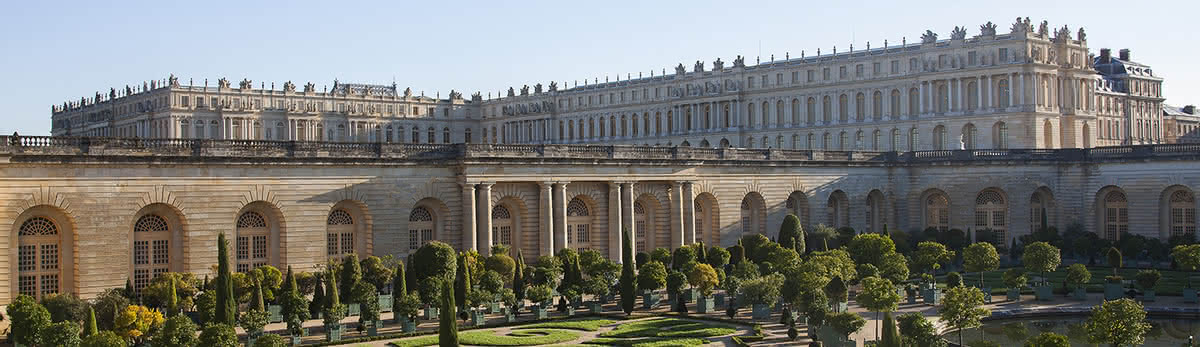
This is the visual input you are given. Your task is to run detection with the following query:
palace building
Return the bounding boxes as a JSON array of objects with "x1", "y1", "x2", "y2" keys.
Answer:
[{"x1": 10, "y1": 18, "x2": 1192, "y2": 306}]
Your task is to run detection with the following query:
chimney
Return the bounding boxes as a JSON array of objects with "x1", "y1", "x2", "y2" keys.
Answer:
[
  {"x1": 1119, "y1": 48, "x2": 1130, "y2": 61},
  {"x1": 1185, "y1": 105, "x2": 1196, "y2": 115},
  {"x1": 1100, "y1": 48, "x2": 1112, "y2": 64}
]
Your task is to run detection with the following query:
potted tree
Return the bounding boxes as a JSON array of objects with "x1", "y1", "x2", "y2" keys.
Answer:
[
  {"x1": 666, "y1": 271, "x2": 686, "y2": 306},
  {"x1": 321, "y1": 270, "x2": 348, "y2": 342},
  {"x1": 1136, "y1": 269, "x2": 1161, "y2": 302},
  {"x1": 419, "y1": 278, "x2": 441, "y2": 320},
  {"x1": 742, "y1": 274, "x2": 784, "y2": 319},
  {"x1": 350, "y1": 281, "x2": 382, "y2": 336},
  {"x1": 963, "y1": 242, "x2": 1000, "y2": 303},
  {"x1": 498, "y1": 288, "x2": 517, "y2": 322},
  {"x1": 467, "y1": 288, "x2": 492, "y2": 326},
  {"x1": 583, "y1": 276, "x2": 609, "y2": 314},
  {"x1": 1105, "y1": 247, "x2": 1125, "y2": 300},
  {"x1": 913, "y1": 241, "x2": 954, "y2": 305},
  {"x1": 394, "y1": 294, "x2": 420, "y2": 332},
  {"x1": 822, "y1": 311, "x2": 866, "y2": 347},
  {"x1": 825, "y1": 276, "x2": 850, "y2": 312},
  {"x1": 1022, "y1": 242, "x2": 1061, "y2": 301},
  {"x1": 637, "y1": 261, "x2": 667, "y2": 309},
  {"x1": 1065, "y1": 264, "x2": 1091, "y2": 300},
  {"x1": 904, "y1": 284, "x2": 919, "y2": 305},
  {"x1": 1003, "y1": 268, "x2": 1027, "y2": 301},
  {"x1": 527, "y1": 284, "x2": 553, "y2": 319},
  {"x1": 1173, "y1": 245, "x2": 1200, "y2": 303},
  {"x1": 689, "y1": 263, "x2": 719, "y2": 313}
]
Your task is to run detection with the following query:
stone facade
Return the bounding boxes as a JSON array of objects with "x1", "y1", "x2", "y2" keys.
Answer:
[
  {"x1": 3, "y1": 135, "x2": 1199, "y2": 306},
  {"x1": 50, "y1": 19, "x2": 1162, "y2": 151}
]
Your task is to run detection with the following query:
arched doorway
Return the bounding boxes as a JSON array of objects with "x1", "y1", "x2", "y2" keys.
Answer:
[
  {"x1": 408, "y1": 207, "x2": 435, "y2": 251},
  {"x1": 131, "y1": 203, "x2": 184, "y2": 291},
  {"x1": 740, "y1": 193, "x2": 766, "y2": 236},
  {"x1": 827, "y1": 190, "x2": 849, "y2": 229},
  {"x1": 1030, "y1": 188, "x2": 1056, "y2": 233},
  {"x1": 14, "y1": 207, "x2": 75, "y2": 300},
  {"x1": 866, "y1": 190, "x2": 885, "y2": 234},
  {"x1": 975, "y1": 189, "x2": 1008, "y2": 245},
  {"x1": 1098, "y1": 187, "x2": 1128, "y2": 241},
  {"x1": 923, "y1": 190, "x2": 950, "y2": 232},
  {"x1": 786, "y1": 191, "x2": 811, "y2": 228},
  {"x1": 695, "y1": 193, "x2": 720, "y2": 246},
  {"x1": 567, "y1": 198, "x2": 592, "y2": 252}
]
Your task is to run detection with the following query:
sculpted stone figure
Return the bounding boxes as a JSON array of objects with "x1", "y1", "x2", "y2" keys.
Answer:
[
  {"x1": 1054, "y1": 25, "x2": 1071, "y2": 42},
  {"x1": 1038, "y1": 20, "x2": 1049, "y2": 37},
  {"x1": 732, "y1": 55, "x2": 745, "y2": 68},
  {"x1": 713, "y1": 58, "x2": 724, "y2": 70},
  {"x1": 239, "y1": 78, "x2": 252, "y2": 90},
  {"x1": 507, "y1": 87, "x2": 515, "y2": 97},
  {"x1": 1077, "y1": 27, "x2": 1086, "y2": 41},
  {"x1": 305, "y1": 82, "x2": 316, "y2": 93},
  {"x1": 109, "y1": 88, "x2": 116, "y2": 99},
  {"x1": 520, "y1": 85, "x2": 529, "y2": 96},
  {"x1": 694, "y1": 60, "x2": 704, "y2": 72},
  {"x1": 283, "y1": 81, "x2": 296, "y2": 93},
  {"x1": 549, "y1": 81, "x2": 557, "y2": 92},
  {"x1": 921, "y1": 30, "x2": 938, "y2": 44},
  {"x1": 218, "y1": 78, "x2": 230, "y2": 89},
  {"x1": 951, "y1": 26, "x2": 967, "y2": 40},
  {"x1": 675, "y1": 63, "x2": 686, "y2": 75},
  {"x1": 534, "y1": 83, "x2": 543, "y2": 94},
  {"x1": 980, "y1": 21, "x2": 997, "y2": 36},
  {"x1": 168, "y1": 74, "x2": 179, "y2": 87}
]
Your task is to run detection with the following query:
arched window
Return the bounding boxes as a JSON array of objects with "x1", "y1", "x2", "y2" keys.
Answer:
[
  {"x1": 963, "y1": 123, "x2": 978, "y2": 149},
  {"x1": 747, "y1": 103, "x2": 757, "y2": 128},
  {"x1": 776, "y1": 100, "x2": 785, "y2": 126},
  {"x1": 967, "y1": 81, "x2": 979, "y2": 110},
  {"x1": 908, "y1": 88, "x2": 920, "y2": 115},
  {"x1": 1169, "y1": 189, "x2": 1196, "y2": 238},
  {"x1": 492, "y1": 205, "x2": 512, "y2": 246},
  {"x1": 236, "y1": 211, "x2": 269, "y2": 273},
  {"x1": 1102, "y1": 190, "x2": 1128, "y2": 240},
  {"x1": 855, "y1": 93, "x2": 866, "y2": 121},
  {"x1": 786, "y1": 192, "x2": 810, "y2": 227},
  {"x1": 632, "y1": 114, "x2": 640, "y2": 137},
  {"x1": 1030, "y1": 188, "x2": 1056, "y2": 234},
  {"x1": 807, "y1": 133, "x2": 815, "y2": 150},
  {"x1": 891, "y1": 129, "x2": 901, "y2": 151},
  {"x1": 822, "y1": 132, "x2": 831, "y2": 149},
  {"x1": 599, "y1": 117, "x2": 606, "y2": 138},
  {"x1": 822, "y1": 96, "x2": 832, "y2": 123},
  {"x1": 133, "y1": 214, "x2": 171, "y2": 290},
  {"x1": 633, "y1": 201, "x2": 647, "y2": 252},
  {"x1": 838, "y1": 94, "x2": 849, "y2": 122},
  {"x1": 443, "y1": 127, "x2": 451, "y2": 143},
  {"x1": 854, "y1": 131, "x2": 864, "y2": 150},
  {"x1": 890, "y1": 90, "x2": 901, "y2": 117},
  {"x1": 327, "y1": 209, "x2": 355, "y2": 259},
  {"x1": 464, "y1": 128, "x2": 472, "y2": 143},
  {"x1": 866, "y1": 190, "x2": 885, "y2": 234},
  {"x1": 667, "y1": 111, "x2": 674, "y2": 133},
  {"x1": 694, "y1": 201, "x2": 705, "y2": 244},
  {"x1": 872, "y1": 91, "x2": 883, "y2": 121},
  {"x1": 19, "y1": 217, "x2": 60, "y2": 299},
  {"x1": 993, "y1": 122, "x2": 1009, "y2": 149},
  {"x1": 827, "y1": 191, "x2": 849, "y2": 229},
  {"x1": 997, "y1": 79, "x2": 1010, "y2": 108},
  {"x1": 427, "y1": 127, "x2": 435, "y2": 144},
  {"x1": 933, "y1": 125, "x2": 947, "y2": 150},
  {"x1": 567, "y1": 198, "x2": 590, "y2": 251},
  {"x1": 1082, "y1": 124, "x2": 1091, "y2": 148},
  {"x1": 807, "y1": 97, "x2": 817, "y2": 125},
  {"x1": 909, "y1": 128, "x2": 919, "y2": 151},
  {"x1": 761, "y1": 101, "x2": 770, "y2": 128},
  {"x1": 937, "y1": 84, "x2": 949, "y2": 113},
  {"x1": 408, "y1": 207, "x2": 434, "y2": 250},
  {"x1": 925, "y1": 192, "x2": 950, "y2": 232},
  {"x1": 1043, "y1": 120, "x2": 1054, "y2": 148},
  {"x1": 839, "y1": 132, "x2": 849, "y2": 150},
  {"x1": 975, "y1": 190, "x2": 1008, "y2": 245},
  {"x1": 791, "y1": 99, "x2": 801, "y2": 125},
  {"x1": 872, "y1": 130, "x2": 882, "y2": 151}
]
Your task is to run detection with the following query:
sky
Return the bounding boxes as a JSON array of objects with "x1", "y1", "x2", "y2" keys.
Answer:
[{"x1": 1, "y1": 0, "x2": 1195, "y2": 135}]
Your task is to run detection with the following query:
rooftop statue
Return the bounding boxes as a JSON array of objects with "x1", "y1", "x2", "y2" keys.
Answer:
[
  {"x1": 109, "y1": 88, "x2": 116, "y2": 99},
  {"x1": 950, "y1": 26, "x2": 967, "y2": 40},
  {"x1": 713, "y1": 58, "x2": 724, "y2": 70},
  {"x1": 507, "y1": 87, "x2": 515, "y2": 97},
  {"x1": 1054, "y1": 25, "x2": 1071, "y2": 42},
  {"x1": 1038, "y1": 20, "x2": 1049, "y2": 37},
  {"x1": 980, "y1": 21, "x2": 997, "y2": 36},
  {"x1": 1077, "y1": 27, "x2": 1086, "y2": 42},
  {"x1": 404, "y1": 87, "x2": 412, "y2": 98},
  {"x1": 694, "y1": 60, "x2": 704, "y2": 72},
  {"x1": 549, "y1": 81, "x2": 558, "y2": 92},
  {"x1": 675, "y1": 63, "x2": 686, "y2": 75},
  {"x1": 1010, "y1": 17, "x2": 1032, "y2": 34},
  {"x1": 921, "y1": 30, "x2": 938, "y2": 44},
  {"x1": 534, "y1": 83, "x2": 543, "y2": 94},
  {"x1": 239, "y1": 78, "x2": 253, "y2": 90},
  {"x1": 471, "y1": 92, "x2": 482, "y2": 101},
  {"x1": 283, "y1": 81, "x2": 296, "y2": 93},
  {"x1": 218, "y1": 78, "x2": 231, "y2": 89},
  {"x1": 732, "y1": 55, "x2": 745, "y2": 68},
  {"x1": 168, "y1": 74, "x2": 179, "y2": 87},
  {"x1": 304, "y1": 82, "x2": 316, "y2": 93},
  {"x1": 520, "y1": 85, "x2": 529, "y2": 96}
]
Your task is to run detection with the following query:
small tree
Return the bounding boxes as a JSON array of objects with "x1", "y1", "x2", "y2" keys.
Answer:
[
  {"x1": 352, "y1": 281, "x2": 381, "y2": 326},
  {"x1": 439, "y1": 279, "x2": 459, "y2": 347},
  {"x1": 706, "y1": 246, "x2": 731, "y2": 268},
  {"x1": 339, "y1": 253, "x2": 363, "y2": 304},
  {"x1": 1172, "y1": 244, "x2": 1200, "y2": 288},
  {"x1": 360, "y1": 256, "x2": 394, "y2": 291},
  {"x1": 1022, "y1": 242, "x2": 1062, "y2": 286},
  {"x1": 913, "y1": 241, "x2": 955, "y2": 281},
  {"x1": 940, "y1": 286, "x2": 990, "y2": 346},
  {"x1": 857, "y1": 276, "x2": 901, "y2": 338},
  {"x1": 1135, "y1": 269, "x2": 1161, "y2": 291},
  {"x1": 650, "y1": 247, "x2": 672, "y2": 266},
  {"x1": 1024, "y1": 332, "x2": 1070, "y2": 347},
  {"x1": 1085, "y1": 298, "x2": 1151, "y2": 347},
  {"x1": 321, "y1": 268, "x2": 347, "y2": 329},
  {"x1": 779, "y1": 214, "x2": 806, "y2": 253},
  {"x1": 827, "y1": 311, "x2": 867, "y2": 339},
  {"x1": 729, "y1": 242, "x2": 746, "y2": 265},
  {"x1": 455, "y1": 252, "x2": 472, "y2": 310},
  {"x1": 513, "y1": 248, "x2": 528, "y2": 305},
  {"x1": 946, "y1": 272, "x2": 963, "y2": 288},
  {"x1": 82, "y1": 331, "x2": 126, "y2": 347},
  {"x1": 848, "y1": 233, "x2": 897, "y2": 268},
  {"x1": 637, "y1": 261, "x2": 668, "y2": 293},
  {"x1": 115, "y1": 305, "x2": 166, "y2": 345},
  {"x1": 1065, "y1": 264, "x2": 1091, "y2": 291},
  {"x1": 688, "y1": 263, "x2": 720, "y2": 297},
  {"x1": 825, "y1": 276, "x2": 849, "y2": 305},
  {"x1": 1003, "y1": 268, "x2": 1028, "y2": 289},
  {"x1": 740, "y1": 273, "x2": 784, "y2": 306},
  {"x1": 898, "y1": 312, "x2": 946, "y2": 347},
  {"x1": 150, "y1": 314, "x2": 199, "y2": 347},
  {"x1": 41, "y1": 321, "x2": 82, "y2": 347},
  {"x1": 963, "y1": 242, "x2": 1000, "y2": 288},
  {"x1": 671, "y1": 246, "x2": 697, "y2": 271},
  {"x1": 619, "y1": 228, "x2": 637, "y2": 314},
  {"x1": 666, "y1": 271, "x2": 687, "y2": 298},
  {"x1": 252, "y1": 334, "x2": 288, "y2": 347},
  {"x1": 84, "y1": 306, "x2": 99, "y2": 337},
  {"x1": 527, "y1": 284, "x2": 554, "y2": 307},
  {"x1": 198, "y1": 323, "x2": 238, "y2": 347},
  {"x1": 811, "y1": 224, "x2": 837, "y2": 251}
]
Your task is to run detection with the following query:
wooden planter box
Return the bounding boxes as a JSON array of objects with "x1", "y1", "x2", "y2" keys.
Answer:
[
  {"x1": 325, "y1": 324, "x2": 343, "y2": 342},
  {"x1": 1007, "y1": 288, "x2": 1021, "y2": 301},
  {"x1": 1143, "y1": 289, "x2": 1156, "y2": 302},
  {"x1": 751, "y1": 303, "x2": 771, "y2": 319},
  {"x1": 379, "y1": 294, "x2": 393, "y2": 313},
  {"x1": 1072, "y1": 287, "x2": 1088, "y2": 300},
  {"x1": 1104, "y1": 283, "x2": 1125, "y2": 300},
  {"x1": 268, "y1": 305, "x2": 283, "y2": 323},
  {"x1": 641, "y1": 293, "x2": 661, "y2": 309},
  {"x1": 696, "y1": 296, "x2": 714, "y2": 313},
  {"x1": 1035, "y1": 285, "x2": 1054, "y2": 301}
]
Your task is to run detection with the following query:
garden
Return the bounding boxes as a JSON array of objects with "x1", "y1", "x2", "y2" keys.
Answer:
[{"x1": 4, "y1": 214, "x2": 1199, "y2": 347}]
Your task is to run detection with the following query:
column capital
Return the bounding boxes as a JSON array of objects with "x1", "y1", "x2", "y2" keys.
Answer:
[{"x1": 538, "y1": 181, "x2": 555, "y2": 189}]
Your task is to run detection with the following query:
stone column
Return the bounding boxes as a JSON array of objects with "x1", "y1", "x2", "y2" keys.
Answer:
[
  {"x1": 1018, "y1": 73, "x2": 1026, "y2": 106},
  {"x1": 670, "y1": 182, "x2": 684, "y2": 249},
  {"x1": 958, "y1": 78, "x2": 966, "y2": 112},
  {"x1": 977, "y1": 76, "x2": 985, "y2": 111},
  {"x1": 553, "y1": 182, "x2": 568, "y2": 252},
  {"x1": 462, "y1": 183, "x2": 477, "y2": 252},
  {"x1": 539, "y1": 182, "x2": 555, "y2": 256},
  {"x1": 683, "y1": 182, "x2": 696, "y2": 245},
  {"x1": 986, "y1": 75, "x2": 994, "y2": 110},
  {"x1": 620, "y1": 182, "x2": 635, "y2": 257},
  {"x1": 1008, "y1": 73, "x2": 1016, "y2": 108},
  {"x1": 608, "y1": 182, "x2": 624, "y2": 261},
  {"x1": 477, "y1": 183, "x2": 493, "y2": 255}
]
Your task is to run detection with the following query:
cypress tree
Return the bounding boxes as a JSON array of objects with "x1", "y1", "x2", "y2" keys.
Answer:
[
  {"x1": 779, "y1": 214, "x2": 801, "y2": 251},
  {"x1": 215, "y1": 233, "x2": 237, "y2": 325},
  {"x1": 405, "y1": 256, "x2": 418, "y2": 296},
  {"x1": 729, "y1": 241, "x2": 745, "y2": 265},
  {"x1": 339, "y1": 253, "x2": 361, "y2": 304},
  {"x1": 513, "y1": 248, "x2": 527, "y2": 304},
  {"x1": 84, "y1": 306, "x2": 98, "y2": 337},
  {"x1": 619, "y1": 228, "x2": 637, "y2": 315},
  {"x1": 167, "y1": 278, "x2": 179, "y2": 316},
  {"x1": 393, "y1": 263, "x2": 407, "y2": 297},
  {"x1": 455, "y1": 254, "x2": 471, "y2": 310},
  {"x1": 880, "y1": 311, "x2": 901, "y2": 347},
  {"x1": 696, "y1": 241, "x2": 707, "y2": 266},
  {"x1": 124, "y1": 278, "x2": 135, "y2": 300},
  {"x1": 202, "y1": 275, "x2": 210, "y2": 291},
  {"x1": 439, "y1": 279, "x2": 458, "y2": 347},
  {"x1": 310, "y1": 276, "x2": 325, "y2": 317},
  {"x1": 326, "y1": 266, "x2": 340, "y2": 310},
  {"x1": 251, "y1": 279, "x2": 266, "y2": 311}
]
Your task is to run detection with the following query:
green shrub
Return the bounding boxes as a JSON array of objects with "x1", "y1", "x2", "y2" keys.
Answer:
[
  {"x1": 8, "y1": 294, "x2": 51, "y2": 346},
  {"x1": 252, "y1": 334, "x2": 288, "y2": 347},
  {"x1": 198, "y1": 323, "x2": 238, "y2": 347},
  {"x1": 1135, "y1": 269, "x2": 1161, "y2": 290},
  {"x1": 946, "y1": 272, "x2": 963, "y2": 288},
  {"x1": 150, "y1": 314, "x2": 199, "y2": 347},
  {"x1": 81, "y1": 331, "x2": 126, "y2": 347},
  {"x1": 40, "y1": 321, "x2": 82, "y2": 347},
  {"x1": 637, "y1": 261, "x2": 668, "y2": 291}
]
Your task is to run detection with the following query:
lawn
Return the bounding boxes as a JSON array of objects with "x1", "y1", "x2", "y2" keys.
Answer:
[
  {"x1": 585, "y1": 317, "x2": 737, "y2": 346},
  {"x1": 388, "y1": 328, "x2": 580, "y2": 347},
  {"x1": 515, "y1": 318, "x2": 616, "y2": 331}
]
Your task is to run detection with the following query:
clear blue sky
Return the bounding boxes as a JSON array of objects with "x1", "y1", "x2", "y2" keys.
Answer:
[{"x1": 1, "y1": 0, "x2": 1194, "y2": 135}]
